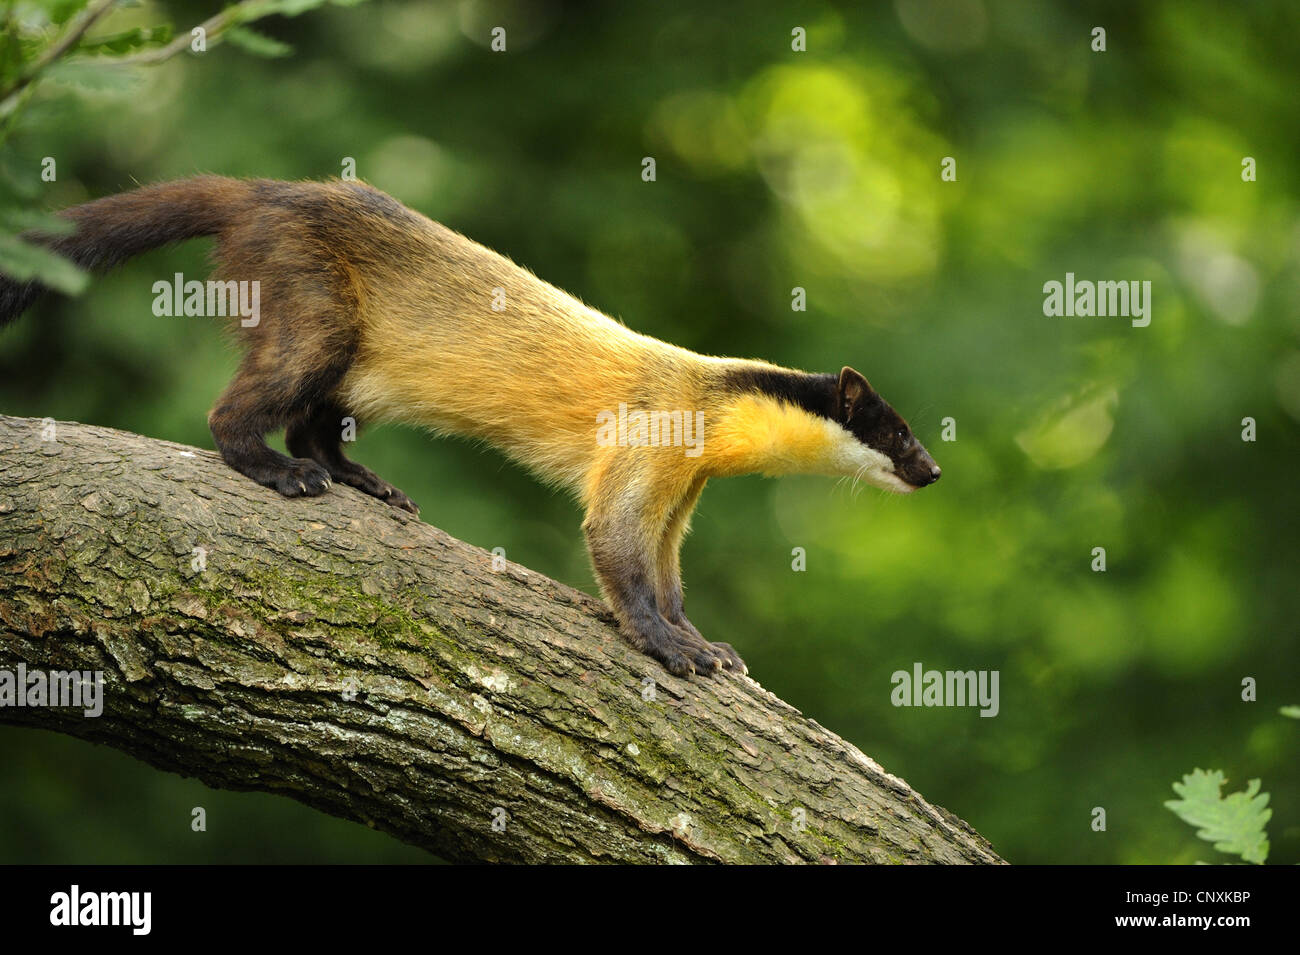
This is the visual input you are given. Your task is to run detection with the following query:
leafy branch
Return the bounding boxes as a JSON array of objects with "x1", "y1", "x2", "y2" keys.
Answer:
[
  {"x1": 0, "y1": 0, "x2": 368, "y2": 293},
  {"x1": 0, "y1": 0, "x2": 117, "y2": 118}
]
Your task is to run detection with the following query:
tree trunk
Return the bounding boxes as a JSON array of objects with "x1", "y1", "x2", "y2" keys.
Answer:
[{"x1": 0, "y1": 414, "x2": 1002, "y2": 864}]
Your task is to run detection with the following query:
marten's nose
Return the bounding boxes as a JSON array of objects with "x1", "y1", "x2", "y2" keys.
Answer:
[{"x1": 930, "y1": 465, "x2": 942, "y2": 483}]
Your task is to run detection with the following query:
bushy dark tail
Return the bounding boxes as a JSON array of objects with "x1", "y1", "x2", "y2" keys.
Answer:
[{"x1": 0, "y1": 176, "x2": 248, "y2": 325}]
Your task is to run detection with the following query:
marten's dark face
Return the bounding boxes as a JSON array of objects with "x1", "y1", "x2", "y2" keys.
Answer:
[{"x1": 835, "y1": 366, "x2": 941, "y2": 493}]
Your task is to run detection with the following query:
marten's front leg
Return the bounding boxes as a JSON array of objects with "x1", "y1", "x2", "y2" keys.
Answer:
[
  {"x1": 583, "y1": 466, "x2": 727, "y2": 677},
  {"x1": 654, "y1": 476, "x2": 746, "y2": 674}
]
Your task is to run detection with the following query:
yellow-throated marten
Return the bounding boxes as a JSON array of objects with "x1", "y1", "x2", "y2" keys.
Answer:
[{"x1": 0, "y1": 177, "x2": 941, "y2": 678}]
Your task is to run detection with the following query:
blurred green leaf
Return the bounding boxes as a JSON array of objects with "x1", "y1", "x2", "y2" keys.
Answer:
[
  {"x1": 0, "y1": 233, "x2": 88, "y2": 294},
  {"x1": 222, "y1": 26, "x2": 293, "y2": 58},
  {"x1": 43, "y1": 57, "x2": 143, "y2": 92},
  {"x1": 79, "y1": 26, "x2": 174, "y2": 56},
  {"x1": 1165, "y1": 770, "x2": 1271, "y2": 864},
  {"x1": 0, "y1": 157, "x2": 44, "y2": 200},
  {"x1": 244, "y1": 0, "x2": 339, "y2": 17},
  {"x1": 33, "y1": 0, "x2": 91, "y2": 26},
  {"x1": 0, "y1": 209, "x2": 74, "y2": 236}
]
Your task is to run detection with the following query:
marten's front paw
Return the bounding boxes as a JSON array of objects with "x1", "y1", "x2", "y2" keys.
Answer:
[
  {"x1": 672, "y1": 616, "x2": 746, "y2": 675},
  {"x1": 708, "y1": 641, "x2": 748, "y2": 675},
  {"x1": 275, "y1": 459, "x2": 332, "y2": 498},
  {"x1": 622, "y1": 617, "x2": 698, "y2": 677},
  {"x1": 668, "y1": 624, "x2": 728, "y2": 677},
  {"x1": 645, "y1": 638, "x2": 697, "y2": 677},
  {"x1": 621, "y1": 614, "x2": 744, "y2": 679}
]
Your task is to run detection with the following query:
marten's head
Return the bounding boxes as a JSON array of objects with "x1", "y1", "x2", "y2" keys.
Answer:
[
  {"x1": 717, "y1": 363, "x2": 941, "y2": 491},
  {"x1": 833, "y1": 366, "x2": 940, "y2": 493}
]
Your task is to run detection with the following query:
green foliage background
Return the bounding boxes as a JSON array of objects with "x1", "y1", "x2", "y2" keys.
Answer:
[{"x1": 1, "y1": 0, "x2": 1297, "y2": 864}]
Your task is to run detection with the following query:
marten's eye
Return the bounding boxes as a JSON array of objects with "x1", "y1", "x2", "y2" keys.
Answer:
[{"x1": 895, "y1": 429, "x2": 907, "y2": 444}]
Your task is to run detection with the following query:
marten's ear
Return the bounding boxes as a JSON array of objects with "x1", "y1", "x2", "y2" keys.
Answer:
[{"x1": 836, "y1": 366, "x2": 878, "y2": 422}]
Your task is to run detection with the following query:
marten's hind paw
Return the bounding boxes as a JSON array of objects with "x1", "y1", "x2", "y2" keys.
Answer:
[
  {"x1": 381, "y1": 486, "x2": 420, "y2": 515},
  {"x1": 368, "y1": 481, "x2": 418, "y2": 515},
  {"x1": 274, "y1": 459, "x2": 332, "y2": 498},
  {"x1": 331, "y1": 464, "x2": 419, "y2": 515}
]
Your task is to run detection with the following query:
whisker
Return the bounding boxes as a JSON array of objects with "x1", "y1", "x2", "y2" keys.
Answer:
[{"x1": 849, "y1": 462, "x2": 869, "y2": 498}]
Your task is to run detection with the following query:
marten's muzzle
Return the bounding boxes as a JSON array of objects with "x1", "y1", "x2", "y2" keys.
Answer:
[{"x1": 897, "y1": 445, "x2": 942, "y2": 488}]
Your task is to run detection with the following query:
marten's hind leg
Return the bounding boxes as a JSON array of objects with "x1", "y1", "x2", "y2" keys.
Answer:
[
  {"x1": 208, "y1": 362, "x2": 335, "y2": 499},
  {"x1": 208, "y1": 303, "x2": 363, "y2": 500},
  {"x1": 285, "y1": 402, "x2": 418, "y2": 514}
]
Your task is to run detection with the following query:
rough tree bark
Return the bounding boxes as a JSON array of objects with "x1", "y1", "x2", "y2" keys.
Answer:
[{"x1": 0, "y1": 414, "x2": 1003, "y2": 864}]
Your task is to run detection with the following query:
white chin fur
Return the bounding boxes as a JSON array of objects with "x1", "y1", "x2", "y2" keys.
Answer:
[
  {"x1": 870, "y1": 471, "x2": 915, "y2": 494},
  {"x1": 829, "y1": 433, "x2": 911, "y2": 493}
]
